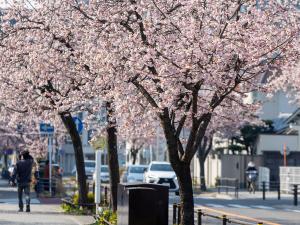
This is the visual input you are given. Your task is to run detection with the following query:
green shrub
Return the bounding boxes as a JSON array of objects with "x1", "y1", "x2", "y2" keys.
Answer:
[
  {"x1": 61, "y1": 192, "x2": 95, "y2": 215},
  {"x1": 73, "y1": 192, "x2": 95, "y2": 205},
  {"x1": 95, "y1": 209, "x2": 117, "y2": 225},
  {"x1": 61, "y1": 203, "x2": 84, "y2": 215}
]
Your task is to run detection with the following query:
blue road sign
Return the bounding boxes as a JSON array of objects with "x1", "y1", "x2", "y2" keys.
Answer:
[
  {"x1": 39, "y1": 123, "x2": 54, "y2": 134},
  {"x1": 73, "y1": 117, "x2": 83, "y2": 134}
]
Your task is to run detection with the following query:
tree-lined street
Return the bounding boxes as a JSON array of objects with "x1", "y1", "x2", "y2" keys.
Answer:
[{"x1": 0, "y1": 0, "x2": 300, "y2": 224}]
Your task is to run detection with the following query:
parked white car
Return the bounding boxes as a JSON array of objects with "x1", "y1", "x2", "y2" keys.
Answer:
[
  {"x1": 126, "y1": 165, "x2": 148, "y2": 183},
  {"x1": 93, "y1": 165, "x2": 110, "y2": 183},
  {"x1": 72, "y1": 160, "x2": 95, "y2": 179},
  {"x1": 144, "y1": 161, "x2": 179, "y2": 192}
]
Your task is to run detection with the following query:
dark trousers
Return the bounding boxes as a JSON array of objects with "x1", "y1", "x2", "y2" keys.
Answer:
[{"x1": 18, "y1": 183, "x2": 30, "y2": 210}]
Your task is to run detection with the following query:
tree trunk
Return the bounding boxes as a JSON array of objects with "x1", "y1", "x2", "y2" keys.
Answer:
[
  {"x1": 199, "y1": 156, "x2": 207, "y2": 191},
  {"x1": 131, "y1": 150, "x2": 137, "y2": 165},
  {"x1": 4, "y1": 154, "x2": 8, "y2": 169},
  {"x1": 60, "y1": 112, "x2": 88, "y2": 205},
  {"x1": 176, "y1": 163, "x2": 194, "y2": 225},
  {"x1": 106, "y1": 102, "x2": 120, "y2": 212}
]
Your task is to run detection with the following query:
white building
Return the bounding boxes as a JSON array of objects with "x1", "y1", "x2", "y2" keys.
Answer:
[{"x1": 256, "y1": 108, "x2": 300, "y2": 182}]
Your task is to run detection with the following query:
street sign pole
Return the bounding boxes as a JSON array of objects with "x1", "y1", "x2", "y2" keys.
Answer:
[
  {"x1": 48, "y1": 134, "x2": 52, "y2": 197},
  {"x1": 95, "y1": 150, "x2": 102, "y2": 214},
  {"x1": 40, "y1": 123, "x2": 54, "y2": 197},
  {"x1": 283, "y1": 143, "x2": 287, "y2": 167}
]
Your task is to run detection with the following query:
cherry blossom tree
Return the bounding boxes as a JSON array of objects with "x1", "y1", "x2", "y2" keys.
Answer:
[
  {"x1": 0, "y1": 0, "x2": 121, "y2": 209},
  {"x1": 269, "y1": 62, "x2": 300, "y2": 106},
  {"x1": 80, "y1": 1, "x2": 299, "y2": 224},
  {"x1": 196, "y1": 106, "x2": 260, "y2": 191},
  {"x1": 117, "y1": 101, "x2": 157, "y2": 164},
  {"x1": 1, "y1": 1, "x2": 300, "y2": 224},
  {"x1": 0, "y1": 1, "x2": 98, "y2": 205}
]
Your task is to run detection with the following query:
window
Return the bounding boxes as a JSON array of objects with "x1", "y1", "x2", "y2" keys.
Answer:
[
  {"x1": 150, "y1": 164, "x2": 173, "y2": 172},
  {"x1": 129, "y1": 166, "x2": 146, "y2": 173}
]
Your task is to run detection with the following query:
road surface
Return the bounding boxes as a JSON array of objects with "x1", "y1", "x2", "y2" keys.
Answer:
[{"x1": 170, "y1": 192, "x2": 300, "y2": 225}]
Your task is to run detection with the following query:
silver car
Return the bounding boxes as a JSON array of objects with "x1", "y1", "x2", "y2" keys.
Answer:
[
  {"x1": 126, "y1": 165, "x2": 148, "y2": 183},
  {"x1": 93, "y1": 165, "x2": 110, "y2": 183},
  {"x1": 72, "y1": 160, "x2": 95, "y2": 179}
]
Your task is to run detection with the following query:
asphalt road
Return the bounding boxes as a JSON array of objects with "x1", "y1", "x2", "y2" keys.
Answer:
[{"x1": 169, "y1": 193, "x2": 300, "y2": 225}]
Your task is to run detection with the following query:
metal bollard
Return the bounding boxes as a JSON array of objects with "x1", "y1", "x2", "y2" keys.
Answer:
[
  {"x1": 222, "y1": 215, "x2": 227, "y2": 225},
  {"x1": 277, "y1": 184, "x2": 281, "y2": 200},
  {"x1": 177, "y1": 204, "x2": 181, "y2": 225},
  {"x1": 294, "y1": 185, "x2": 298, "y2": 206},
  {"x1": 104, "y1": 186, "x2": 108, "y2": 205},
  {"x1": 262, "y1": 182, "x2": 266, "y2": 200},
  {"x1": 235, "y1": 179, "x2": 239, "y2": 199},
  {"x1": 197, "y1": 209, "x2": 202, "y2": 225},
  {"x1": 173, "y1": 204, "x2": 177, "y2": 225}
]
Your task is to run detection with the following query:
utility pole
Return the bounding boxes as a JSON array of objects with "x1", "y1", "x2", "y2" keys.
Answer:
[{"x1": 48, "y1": 133, "x2": 53, "y2": 197}]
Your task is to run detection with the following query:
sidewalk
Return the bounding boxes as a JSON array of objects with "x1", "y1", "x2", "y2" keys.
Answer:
[
  {"x1": 0, "y1": 178, "x2": 95, "y2": 225},
  {"x1": 0, "y1": 203, "x2": 95, "y2": 225}
]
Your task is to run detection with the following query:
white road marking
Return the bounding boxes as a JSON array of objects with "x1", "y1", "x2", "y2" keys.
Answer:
[
  {"x1": 251, "y1": 205, "x2": 274, "y2": 210},
  {"x1": 197, "y1": 196, "x2": 214, "y2": 199},
  {"x1": 228, "y1": 204, "x2": 251, "y2": 209},
  {"x1": 293, "y1": 210, "x2": 300, "y2": 213},
  {"x1": 206, "y1": 204, "x2": 225, "y2": 208}
]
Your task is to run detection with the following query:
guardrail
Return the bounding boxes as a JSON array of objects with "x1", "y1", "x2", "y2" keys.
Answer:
[
  {"x1": 173, "y1": 204, "x2": 264, "y2": 225},
  {"x1": 260, "y1": 181, "x2": 299, "y2": 206},
  {"x1": 216, "y1": 178, "x2": 239, "y2": 198}
]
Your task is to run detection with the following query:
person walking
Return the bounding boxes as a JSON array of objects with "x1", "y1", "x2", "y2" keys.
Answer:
[{"x1": 11, "y1": 150, "x2": 34, "y2": 212}]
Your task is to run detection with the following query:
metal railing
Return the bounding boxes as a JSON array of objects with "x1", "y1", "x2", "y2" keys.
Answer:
[
  {"x1": 260, "y1": 181, "x2": 281, "y2": 200},
  {"x1": 216, "y1": 178, "x2": 239, "y2": 198},
  {"x1": 173, "y1": 204, "x2": 264, "y2": 225},
  {"x1": 260, "y1": 181, "x2": 299, "y2": 205}
]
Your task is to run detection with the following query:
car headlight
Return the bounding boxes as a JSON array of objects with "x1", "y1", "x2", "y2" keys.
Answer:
[{"x1": 147, "y1": 175, "x2": 158, "y2": 183}]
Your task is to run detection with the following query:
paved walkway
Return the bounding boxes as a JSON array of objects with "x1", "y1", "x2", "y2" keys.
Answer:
[{"x1": 0, "y1": 178, "x2": 95, "y2": 225}]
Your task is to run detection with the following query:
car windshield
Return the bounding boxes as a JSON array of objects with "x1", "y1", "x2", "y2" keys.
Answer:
[
  {"x1": 150, "y1": 164, "x2": 173, "y2": 171},
  {"x1": 85, "y1": 162, "x2": 95, "y2": 168},
  {"x1": 101, "y1": 166, "x2": 109, "y2": 172},
  {"x1": 129, "y1": 167, "x2": 146, "y2": 173}
]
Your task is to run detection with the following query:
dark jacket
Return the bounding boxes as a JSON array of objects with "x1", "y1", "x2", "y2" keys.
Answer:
[{"x1": 12, "y1": 158, "x2": 33, "y2": 184}]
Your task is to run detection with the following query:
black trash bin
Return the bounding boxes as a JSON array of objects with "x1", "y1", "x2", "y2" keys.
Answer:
[
  {"x1": 118, "y1": 187, "x2": 158, "y2": 225},
  {"x1": 118, "y1": 183, "x2": 169, "y2": 225}
]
